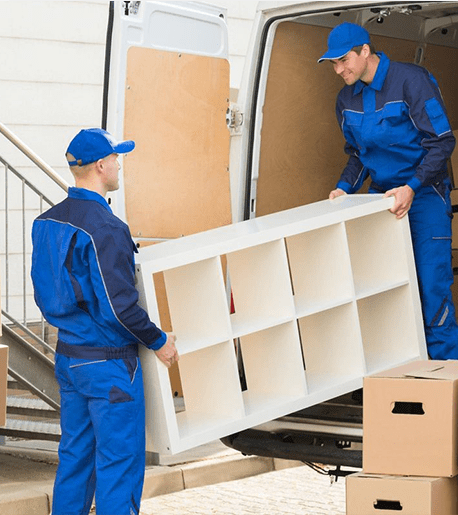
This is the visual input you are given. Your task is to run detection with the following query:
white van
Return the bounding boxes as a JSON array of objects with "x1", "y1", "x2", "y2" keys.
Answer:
[{"x1": 107, "y1": 1, "x2": 458, "y2": 474}]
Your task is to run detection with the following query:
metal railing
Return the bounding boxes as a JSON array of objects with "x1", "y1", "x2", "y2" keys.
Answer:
[
  {"x1": 0, "y1": 121, "x2": 69, "y2": 192},
  {"x1": 1, "y1": 121, "x2": 68, "y2": 340}
]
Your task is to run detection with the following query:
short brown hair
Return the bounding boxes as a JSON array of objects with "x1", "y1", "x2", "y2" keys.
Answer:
[{"x1": 353, "y1": 43, "x2": 376, "y2": 55}]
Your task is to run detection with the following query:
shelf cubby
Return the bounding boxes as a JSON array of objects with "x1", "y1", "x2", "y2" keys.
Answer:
[
  {"x1": 176, "y1": 341, "x2": 244, "y2": 441},
  {"x1": 298, "y1": 302, "x2": 366, "y2": 393},
  {"x1": 162, "y1": 257, "x2": 231, "y2": 354},
  {"x1": 358, "y1": 285, "x2": 423, "y2": 375},
  {"x1": 238, "y1": 322, "x2": 307, "y2": 416},
  {"x1": 286, "y1": 222, "x2": 354, "y2": 317},
  {"x1": 135, "y1": 195, "x2": 428, "y2": 455},
  {"x1": 345, "y1": 210, "x2": 410, "y2": 297},
  {"x1": 226, "y1": 239, "x2": 295, "y2": 337}
]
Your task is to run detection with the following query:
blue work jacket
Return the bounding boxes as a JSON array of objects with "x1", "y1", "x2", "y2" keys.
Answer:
[
  {"x1": 336, "y1": 52, "x2": 455, "y2": 193},
  {"x1": 31, "y1": 187, "x2": 167, "y2": 350}
]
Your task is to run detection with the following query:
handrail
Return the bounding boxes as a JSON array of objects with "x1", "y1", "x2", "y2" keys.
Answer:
[
  {"x1": 0, "y1": 156, "x2": 55, "y2": 206},
  {"x1": 1, "y1": 310, "x2": 56, "y2": 356},
  {"x1": 0, "y1": 121, "x2": 69, "y2": 192}
]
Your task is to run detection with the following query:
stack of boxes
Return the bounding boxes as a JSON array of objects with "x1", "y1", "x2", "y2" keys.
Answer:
[{"x1": 346, "y1": 360, "x2": 458, "y2": 514}]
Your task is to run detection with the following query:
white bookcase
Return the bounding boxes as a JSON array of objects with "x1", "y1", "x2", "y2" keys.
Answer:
[{"x1": 135, "y1": 195, "x2": 428, "y2": 454}]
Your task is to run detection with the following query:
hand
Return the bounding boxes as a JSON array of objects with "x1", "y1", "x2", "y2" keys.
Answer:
[
  {"x1": 329, "y1": 188, "x2": 347, "y2": 200},
  {"x1": 383, "y1": 185, "x2": 415, "y2": 219},
  {"x1": 155, "y1": 333, "x2": 179, "y2": 368}
]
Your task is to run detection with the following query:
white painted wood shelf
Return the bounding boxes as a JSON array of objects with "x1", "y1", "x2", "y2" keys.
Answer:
[{"x1": 135, "y1": 195, "x2": 428, "y2": 454}]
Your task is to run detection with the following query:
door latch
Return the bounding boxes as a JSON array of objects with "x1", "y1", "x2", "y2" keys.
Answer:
[{"x1": 226, "y1": 104, "x2": 244, "y2": 134}]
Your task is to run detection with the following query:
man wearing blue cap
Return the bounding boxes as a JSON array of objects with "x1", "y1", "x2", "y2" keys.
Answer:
[
  {"x1": 319, "y1": 22, "x2": 458, "y2": 359},
  {"x1": 31, "y1": 128, "x2": 179, "y2": 515}
]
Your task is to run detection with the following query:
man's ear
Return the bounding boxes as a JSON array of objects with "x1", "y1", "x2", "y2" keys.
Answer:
[
  {"x1": 362, "y1": 44, "x2": 371, "y2": 58},
  {"x1": 94, "y1": 158, "x2": 105, "y2": 175}
]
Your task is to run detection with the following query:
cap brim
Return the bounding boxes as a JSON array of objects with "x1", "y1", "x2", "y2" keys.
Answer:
[
  {"x1": 317, "y1": 48, "x2": 351, "y2": 63},
  {"x1": 113, "y1": 140, "x2": 135, "y2": 154}
]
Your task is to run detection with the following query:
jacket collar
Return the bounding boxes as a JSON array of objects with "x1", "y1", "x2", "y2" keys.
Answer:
[
  {"x1": 353, "y1": 51, "x2": 390, "y2": 95},
  {"x1": 68, "y1": 187, "x2": 113, "y2": 213}
]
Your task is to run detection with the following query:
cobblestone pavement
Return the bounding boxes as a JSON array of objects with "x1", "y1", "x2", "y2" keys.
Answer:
[{"x1": 140, "y1": 464, "x2": 348, "y2": 515}]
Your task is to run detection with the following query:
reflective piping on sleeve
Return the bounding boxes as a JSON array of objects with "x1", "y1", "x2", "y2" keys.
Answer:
[
  {"x1": 439, "y1": 306, "x2": 449, "y2": 327},
  {"x1": 431, "y1": 298, "x2": 448, "y2": 327},
  {"x1": 352, "y1": 166, "x2": 365, "y2": 189}
]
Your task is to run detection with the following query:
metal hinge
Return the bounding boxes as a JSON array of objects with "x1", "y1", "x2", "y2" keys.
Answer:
[
  {"x1": 226, "y1": 104, "x2": 244, "y2": 134},
  {"x1": 123, "y1": 1, "x2": 141, "y2": 16}
]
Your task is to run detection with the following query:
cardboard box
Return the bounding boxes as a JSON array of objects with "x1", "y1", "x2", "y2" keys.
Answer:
[
  {"x1": 346, "y1": 473, "x2": 458, "y2": 515},
  {"x1": 0, "y1": 344, "x2": 8, "y2": 427},
  {"x1": 363, "y1": 360, "x2": 458, "y2": 477}
]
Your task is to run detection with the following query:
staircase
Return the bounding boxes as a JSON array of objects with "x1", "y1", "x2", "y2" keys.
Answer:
[{"x1": 0, "y1": 121, "x2": 69, "y2": 442}]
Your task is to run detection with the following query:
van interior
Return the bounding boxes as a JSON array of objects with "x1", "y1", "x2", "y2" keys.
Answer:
[
  {"x1": 218, "y1": 3, "x2": 458, "y2": 470},
  {"x1": 250, "y1": 2, "x2": 458, "y2": 219}
]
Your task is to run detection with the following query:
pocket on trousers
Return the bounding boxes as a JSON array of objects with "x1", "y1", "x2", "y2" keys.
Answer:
[{"x1": 123, "y1": 356, "x2": 138, "y2": 383}]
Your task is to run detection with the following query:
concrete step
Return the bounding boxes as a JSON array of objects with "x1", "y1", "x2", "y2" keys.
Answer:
[
  {"x1": 1, "y1": 417, "x2": 61, "y2": 442},
  {"x1": 7, "y1": 396, "x2": 59, "y2": 419},
  {"x1": 7, "y1": 376, "x2": 26, "y2": 391}
]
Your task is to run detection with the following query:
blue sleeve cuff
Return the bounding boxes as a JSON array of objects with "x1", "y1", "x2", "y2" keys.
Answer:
[
  {"x1": 336, "y1": 181, "x2": 353, "y2": 194},
  {"x1": 147, "y1": 330, "x2": 167, "y2": 351},
  {"x1": 406, "y1": 177, "x2": 422, "y2": 193}
]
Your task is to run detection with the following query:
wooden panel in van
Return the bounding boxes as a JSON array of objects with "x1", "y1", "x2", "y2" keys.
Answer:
[
  {"x1": 256, "y1": 22, "x2": 347, "y2": 217},
  {"x1": 420, "y1": 44, "x2": 458, "y2": 130},
  {"x1": 123, "y1": 47, "x2": 231, "y2": 239}
]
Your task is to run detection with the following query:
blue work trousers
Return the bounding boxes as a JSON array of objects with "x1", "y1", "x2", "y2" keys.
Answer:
[
  {"x1": 52, "y1": 353, "x2": 146, "y2": 515},
  {"x1": 408, "y1": 181, "x2": 458, "y2": 359}
]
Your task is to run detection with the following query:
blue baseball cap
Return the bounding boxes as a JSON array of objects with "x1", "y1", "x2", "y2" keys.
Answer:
[
  {"x1": 66, "y1": 128, "x2": 135, "y2": 166},
  {"x1": 318, "y1": 22, "x2": 370, "y2": 63}
]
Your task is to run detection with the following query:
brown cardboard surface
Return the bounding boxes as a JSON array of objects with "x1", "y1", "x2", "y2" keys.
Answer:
[
  {"x1": 367, "y1": 359, "x2": 442, "y2": 379},
  {"x1": 0, "y1": 345, "x2": 8, "y2": 427},
  {"x1": 363, "y1": 360, "x2": 458, "y2": 477},
  {"x1": 346, "y1": 473, "x2": 458, "y2": 515}
]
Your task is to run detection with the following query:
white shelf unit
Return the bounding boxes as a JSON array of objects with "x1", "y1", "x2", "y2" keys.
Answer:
[{"x1": 135, "y1": 195, "x2": 428, "y2": 454}]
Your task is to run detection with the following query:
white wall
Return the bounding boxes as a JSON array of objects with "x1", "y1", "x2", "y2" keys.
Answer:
[
  {"x1": 0, "y1": 1, "x2": 271, "y2": 195},
  {"x1": 0, "y1": 0, "x2": 264, "y2": 322}
]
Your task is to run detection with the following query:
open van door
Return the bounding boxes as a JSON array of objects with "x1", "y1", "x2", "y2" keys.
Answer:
[
  {"x1": 106, "y1": 1, "x2": 231, "y2": 240},
  {"x1": 106, "y1": 1, "x2": 231, "y2": 400}
]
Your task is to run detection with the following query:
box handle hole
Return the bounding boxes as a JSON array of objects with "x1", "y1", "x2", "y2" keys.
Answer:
[
  {"x1": 391, "y1": 401, "x2": 425, "y2": 415},
  {"x1": 374, "y1": 499, "x2": 403, "y2": 511}
]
